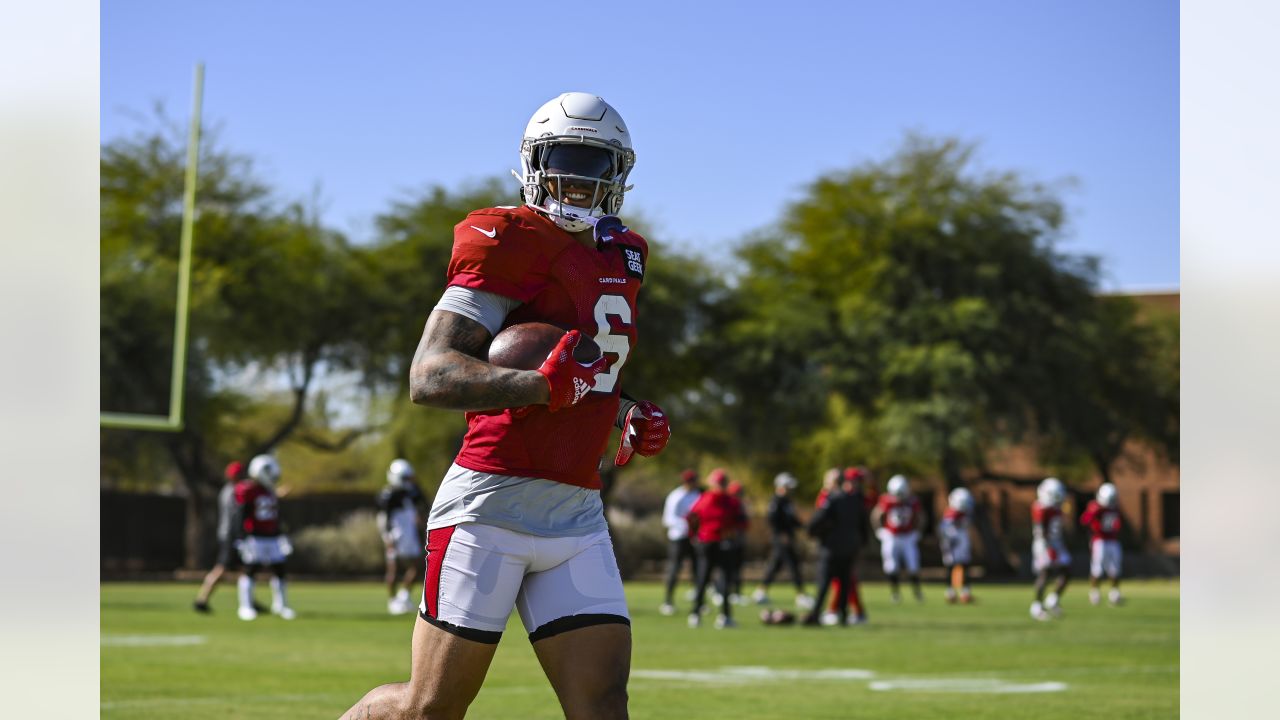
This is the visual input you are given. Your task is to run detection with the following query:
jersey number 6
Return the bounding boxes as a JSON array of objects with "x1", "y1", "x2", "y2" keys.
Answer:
[{"x1": 591, "y1": 294, "x2": 631, "y2": 394}]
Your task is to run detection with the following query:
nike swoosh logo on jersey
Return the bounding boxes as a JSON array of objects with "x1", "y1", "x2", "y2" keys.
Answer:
[{"x1": 471, "y1": 225, "x2": 497, "y2": 238}]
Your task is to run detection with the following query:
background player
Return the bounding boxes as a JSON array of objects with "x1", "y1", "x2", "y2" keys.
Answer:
[
  {"x1": 939, "y1": 487, "x2": 975, "y2": 604},
  {"x1": 1030, "y1": 476, "x2": 1072, "y2": 620},
  {"x1": 802, "y1": 469, "x2": 869, "y2": 626},
  {"x1": 193, "y1": 460, "x2": 247, "y2": 613},
  {"x1": 341, "y1": 92, "x2": 669, "y2": 720},
  {"x1": 377, "y1": 458, "x2": 429, "y2": 615},
  {"x1": 659, "y1": 469, "x2": 702, "y2": 616},
  {"x1": 872, "y1": 474, "x2": 925, "y2": 603},
  {"x1": 1080, "y1": 482, "x2": 1124, "y2": 606},
  {"x1": 686, "y1": 469, "x2": 748, "y2": 629},
  {"x1": 234, "y1": 454, "x2": 295, "y2": 621},
  {"x1": 752, "y1": 472, "x2": 812, "y2": 610}
]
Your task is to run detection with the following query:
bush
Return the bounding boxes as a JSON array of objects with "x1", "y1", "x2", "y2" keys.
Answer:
[
  {"x1": 607, "y1": 508, "x2": 669, "y2": 580},
  {"x1": 291, "y1": 510, "x2": 385, "y2": 575}
]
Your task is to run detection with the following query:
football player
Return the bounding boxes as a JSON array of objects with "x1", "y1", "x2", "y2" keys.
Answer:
[
  {"x1": 233, "y1": 454, "x2": 295, "y2": 621},
  {"x1": 378, "y1": 458, "x2": 430, "y2": 615},
  {"x1": 871, "y1": 474, "x2": 925, "y2": 603},
  {"x1": 1080, "y1": 482, "x2": 1124, "y2": 606},
  {"x1": 686, "y1": 469, "x2": 749, "y2": 629},
  {"x1": 193, "y1": 460, "x2": 248, "y2": 614},
  {"x1": 939, "y1": 487, "x2": 975, "y2": 604},
  {"x1": 752, "y1": 471, "x2": 812, "y2": 610},
  {"x1": 341, "y1": 93, "x2": 670, "y2": 720},
  {"x1": 1030, "y1": 477, "x2": 1072, "y2": 620}
]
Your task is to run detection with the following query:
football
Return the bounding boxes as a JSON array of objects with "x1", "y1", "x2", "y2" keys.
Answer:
[{"x1": 487, "y1": 322, "x2": 602, "y2": 370}]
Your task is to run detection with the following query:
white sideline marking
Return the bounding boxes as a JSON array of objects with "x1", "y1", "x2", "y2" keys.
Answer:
[
  {"x1": 870, "y1": 678, "x2": 1068, "y2": 694},
  {"x1": 101, "y1": 693, "x2": 335, "y2": 710},
  {"x1": 101, "y1": 634, "x2": 207, "y2": 647},
  {"x1": 632, "y1": 666, "x2": 875, "y2": 684}
]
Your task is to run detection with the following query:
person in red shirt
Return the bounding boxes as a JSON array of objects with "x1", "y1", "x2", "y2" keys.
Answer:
[
  {"x1": 871, "y1": 474, "x2": 925, "y2": 603},
  {"x1": 232, "y1": 454, "x2": 295, "y2": 621},
  {"x1": 341, "y1": 93, "x2": 670, "y2": 720},
  {"x1": 1080, "y1": 482, "x2": 1124, "y2": 606},
  {"x1": 686, "y1": 469, "x2": 748, "y2": 629},
  {"x1": 1030, "y1": 477, "x2": 1073, "y2": 620}
]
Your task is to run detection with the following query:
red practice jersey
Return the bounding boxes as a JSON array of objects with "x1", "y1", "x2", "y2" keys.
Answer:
[
  {"x1": 448, "y1": 206, "x2": 647, "y2": 490},
  {"x1": 235, "y1": 480, "x2": 280, "y2": 537},
  {"x1": 1079, "y1": 500, "x2": 1122, "y2": 542},
  {"x1": 1031, "y1": 501, "x2": 1066, "y2": 546},
  {"x1": 876, "y1": 495, "x2": 922, "y2": 535},
  {"x1": 686, "y1": 491, "x2": 747, "y2": 544}
]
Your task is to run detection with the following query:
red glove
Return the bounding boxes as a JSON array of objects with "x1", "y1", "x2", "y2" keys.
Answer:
[
  {"x1": 614, "y1": 400, "x2": 671, "y2": 466},
  {"x1": 537, "y1": 330, "x2": 608, "y2": 412}
]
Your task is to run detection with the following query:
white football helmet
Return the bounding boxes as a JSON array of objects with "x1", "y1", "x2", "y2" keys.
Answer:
[
  {"x1": 1037, "y1": 477, "x2": 1066, "y2": 507},
  {"x1": 887, "y1": 474, "x2": 911, "y2": 499},
  {"x1": 514, "y1": 92, "x2": 636, "y2": 233},
  {"x1": 248, "y1": 454, "x2": 281, "y2": 488},
  {"x1": 387, "y1": 458, "x2": 415, "y2": 488},
  {"x1": 1096, "y1": 482, "x2": 1117, "y2": 508},
  {"x1": 948, "y1": 487, "x2": 974, "y2": 512}
]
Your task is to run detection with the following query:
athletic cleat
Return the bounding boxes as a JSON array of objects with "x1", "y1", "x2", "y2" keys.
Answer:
[
  {"x1": 945, "y1": 591, "x2": 958, "y2": 604},
  {"x1": 846, "y1": 614, "x2": 869, "y2": 626},
  {"x1": 795, "y1": 593, "x2": 815, "y2": 610},
  {"x1": 710, "y1": 591, "x2": 724, "y2": 606},
  {"x1": 730, "y1": 593, "x2": 746, "y2": 606},
  {"x1": 714, "y1": 614, "x2": 737, "y2": 629},
  {"x1": 687, "y1": 613, "x2": 701, "y2": 628},
  {"x1": 1108, "y1": 589, "x2": 1123, "y2": 606},
  {"x1": 959, "y1": 592, "x2": 973, "y2": 605},
  {"x1": 238, "y1": 606, "x2": 258, "y2": 621},
  {"x1": 1030, "y1": 602, "x2": 1050, "y2": 622},
  {"x1": 752, "y1": 588, "x2": 770, "y2": 605},
  {"x1": 193, "y1": 600, "x2": 211, "y2": 614},
  {"x1": 1089, "y1": 589, "x2": 1102, "y2": 606},
  {"x1": 272, "y1": 604, "x2": 296, "y2": 620},
  {"x1": 658, "y1": 603, "x2": 676, "y2": 616},
  {"x1": 820, "y1": 612, "x2": 840, "y2": 627}
]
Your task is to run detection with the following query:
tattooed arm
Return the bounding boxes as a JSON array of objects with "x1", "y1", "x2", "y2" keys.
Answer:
[{"x1": 408, "y1": 309, "x2": 550, "y2": 411}]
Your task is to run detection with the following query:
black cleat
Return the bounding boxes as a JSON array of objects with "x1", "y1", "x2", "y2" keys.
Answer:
[{"x1": 193, "y1": 600, "x2": 211, "y2": 614}]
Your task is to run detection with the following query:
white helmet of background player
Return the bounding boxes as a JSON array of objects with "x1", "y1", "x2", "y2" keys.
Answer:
[
  {"x1": 1037, "y1": 477, "x2": 1066, "y2": 507},
  {"x1": 948, "y1": 487, "x2": 974, "y2": 512},
  {"x1": 387, "y1": 458, "x2": 416, "y2": 488},
  {"x1": 514, "y1": 92, "x2": 636, "y2": 233},
  {"x1": 248, "y1": 454, "x2": 281, "y2": 489},
  {"x1": 1096, "y1": 482, "x2": 1118, "y2": 508},
  {"x1": 887, "y1": 474, "x2": 911, "y2": 499}
]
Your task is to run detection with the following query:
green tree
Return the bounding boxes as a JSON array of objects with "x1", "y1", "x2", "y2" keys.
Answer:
[{"x1": 101, "y1": 123, "x2": 370, "y2": 565}]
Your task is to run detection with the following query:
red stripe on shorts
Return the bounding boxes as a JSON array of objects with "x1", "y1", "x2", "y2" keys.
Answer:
[{"x1": 423, "y1": 526, "x2": 457, "y2": 620}]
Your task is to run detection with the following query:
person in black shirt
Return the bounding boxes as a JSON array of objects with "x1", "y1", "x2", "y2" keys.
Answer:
[
  {"x1": 802, "y1": 473, "x2": 870, "y2": 626},
  {"x1": 752, "y1": 472, "x2": 813, "y2": 610}
]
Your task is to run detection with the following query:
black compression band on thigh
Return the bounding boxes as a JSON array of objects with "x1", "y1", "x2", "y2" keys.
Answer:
[
  {"x1": 419, "y1": 610, "x2": 503, "y2": 645},
  {"x1": 527, "y1": 613, "x2": 631, "y2": 643}
]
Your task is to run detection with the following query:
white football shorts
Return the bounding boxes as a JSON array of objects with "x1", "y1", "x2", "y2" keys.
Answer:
[
  {"x1": 941, "y1": 533, "x2": 972, "y2": 566},
  {"x1": 419, "y1": 522, "x2": 629, "y2": 644},
  {"x1": 1032, "y1": 539, "x2": 1072, "y2": 572},
  {"x1": 237, "y1": 535, "x2": 292, "y2": 565},
  {"x1": 880, "y1": 531, "x2": 921, "y2": 574},
  {"x1": 1090, "y1": 538, "x2": 1122, "y2": 578}
]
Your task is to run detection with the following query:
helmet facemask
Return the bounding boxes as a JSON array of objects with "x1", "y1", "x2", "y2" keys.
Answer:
[{"x1": 518, "y1": 136, "x2": 634, "y2": 233}]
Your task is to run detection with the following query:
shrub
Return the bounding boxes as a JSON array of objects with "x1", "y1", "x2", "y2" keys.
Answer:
[{"x1": 291, "y1": 510, "x2": 385, "y2": 575}]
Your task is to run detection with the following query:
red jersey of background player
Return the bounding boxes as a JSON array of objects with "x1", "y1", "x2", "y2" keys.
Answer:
[
  {"x1": 1079, "y1": 500, "x2": 1122, "y2": 542},
  {"x1": 1031, "y1": 502, "x2": 1065, "y2": 546},
  {"x1": 686, "y1": 492, "x2": 747, "y2": 544},
  {"x1": 447, "y1": 205, "x2": 647, "y2": 490},
  {"x1": 235, "y1": 480, "x2": 280, "y2": 536},
  {"x1": 875, "y1": 494, "x2": 922, "y2": 534}
]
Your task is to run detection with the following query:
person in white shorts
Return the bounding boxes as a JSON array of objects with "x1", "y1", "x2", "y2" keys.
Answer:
[
  {"x1": 378, "y1": 458, "x2": 431, "y2": 615},
  {"x1": 1030, "y1": 477, "x2": 1073, "y2": 620},
  {"x1": 1080, "y1": 482, "x2": 1124, "y2": 606},
  {"x1": 871, "y1": 474, "x2": 924, "y2": 603},
  {"x1": 938, "y1": 487, "x2": 975, "y2": 604},
  {"x1": 233, "y1": 454, "x2": 295, "y2": 621},
  {"x1": 341, "y1": 92, "x2": 671, "y2": 720}
]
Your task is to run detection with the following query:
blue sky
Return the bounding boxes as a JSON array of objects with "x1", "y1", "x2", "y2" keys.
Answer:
[{"x1": 102, "y1": 0, "x2": 1178, "y2": 291}]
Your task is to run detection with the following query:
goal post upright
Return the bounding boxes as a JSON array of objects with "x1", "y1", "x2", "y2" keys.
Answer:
[{"x1": 101, "y1": 62, "x2": 204, "y2": 432}]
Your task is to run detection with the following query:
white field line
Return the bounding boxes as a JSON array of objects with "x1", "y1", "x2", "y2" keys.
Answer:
[
  {"x1": 100, "y1": 634, "x2": 207, "y2": 647},
  {"x1": 631, "y1": 666, "x2": 1086, "y2": 694},
  {"x1": 869, "y1": 678, "x2": 1067, "y2": 694},
  {"x1": 101, "y1": 693, "x2": 339, "y2": 710}
]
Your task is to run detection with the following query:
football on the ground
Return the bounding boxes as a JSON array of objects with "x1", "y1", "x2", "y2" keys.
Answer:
[{"x1": 487, "y1": 322, "x2": 601, "y2": 370}]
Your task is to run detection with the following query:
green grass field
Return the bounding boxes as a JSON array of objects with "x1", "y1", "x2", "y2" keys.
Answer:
[{"x1": 102, "y1": 579, "x2": 1178, "y2": 719}]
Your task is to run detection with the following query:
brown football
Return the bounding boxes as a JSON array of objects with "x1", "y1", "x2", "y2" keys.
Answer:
[{"x1": 487, "y1": 322, "x2": 602, "y2": 370}]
